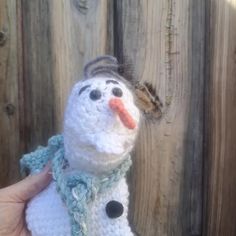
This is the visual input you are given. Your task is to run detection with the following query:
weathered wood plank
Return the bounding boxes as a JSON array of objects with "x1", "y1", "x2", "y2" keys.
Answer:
[
  {"x1": 20, "y1": 0, "x2": 112, "y2": 147},
  {"x1": 0, "y1": 0, "x2": 21, "y2": 186},
  {"x1": 21, "y1": 0, "x2": 55, "y2": 151},
  {"x1": 114, "y1": 1, "x2": 205, "y2": 235},
  {"x1": 184, "y1": 1, "x2": 205, "y2": 234},
  {"x1": 50, "y1": 0, "x2": 112, "y2": 130},
  {"x1": 204, "y1": 0, "x2": 236, "y2": 235}
]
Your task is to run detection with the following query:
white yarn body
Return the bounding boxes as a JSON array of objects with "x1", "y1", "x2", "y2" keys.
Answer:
[
  {"x1": 26, "y1": 178, "x2": 133, "y2": 236},
  {"x1": 26, "y1": 76, "x2": 140, "y2": 235}
]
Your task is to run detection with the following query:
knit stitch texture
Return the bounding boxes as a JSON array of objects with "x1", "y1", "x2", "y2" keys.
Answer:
[
  {"x1": 20, "y1": 135, "x2": 132, "y2": 236},
  {"x1": 21, "y1": 56, "x2": 140, "y2": 236}
]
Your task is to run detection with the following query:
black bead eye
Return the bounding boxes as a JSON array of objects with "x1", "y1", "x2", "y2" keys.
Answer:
[
  {"x1": 112, "y1": 87, "x2": 123, "y2": 97},
  {"x1": 89, "y1": 89, "x2": 102, "y2": 101},
  {"x1": 105, "y1": 200, "x2": 124, "y2": 219}
]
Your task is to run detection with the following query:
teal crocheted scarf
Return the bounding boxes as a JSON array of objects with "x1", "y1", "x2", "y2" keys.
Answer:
[{"x1": 20, "y1": 135, "x2": 132, "y2": 236}]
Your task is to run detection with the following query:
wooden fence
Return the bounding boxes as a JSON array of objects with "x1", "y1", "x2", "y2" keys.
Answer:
[{"x1": 0, "y1": 0, "x2": 236, "y2": 235}]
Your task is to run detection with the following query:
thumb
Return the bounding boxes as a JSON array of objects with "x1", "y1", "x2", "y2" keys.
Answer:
[{"x1": 2, "y1": 164, "x2": 52, "y2": 202}]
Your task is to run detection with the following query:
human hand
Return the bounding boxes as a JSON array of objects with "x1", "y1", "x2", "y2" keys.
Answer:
[{"x1": 0, "y1": 165, "x2": 52, "y2": 236}]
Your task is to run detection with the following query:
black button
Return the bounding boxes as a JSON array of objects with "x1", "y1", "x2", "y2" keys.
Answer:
[
  {"x1": 105, "y1": 200, "x2": 124, "y2": 218},
  {"x1": 112, "y1": 87, "x2": 123, "y2": 97}
]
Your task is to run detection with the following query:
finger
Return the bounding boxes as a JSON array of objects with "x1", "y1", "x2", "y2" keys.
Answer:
[{"x1": 3, "y1": 164, "x2": 52, "y2": 202}]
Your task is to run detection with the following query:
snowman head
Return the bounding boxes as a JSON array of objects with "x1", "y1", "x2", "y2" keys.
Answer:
[{"x1": 63, "y1": 56, "x2": 140, "y2": 175}]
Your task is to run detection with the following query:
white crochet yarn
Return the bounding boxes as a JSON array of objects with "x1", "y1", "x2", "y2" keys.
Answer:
[
  {"x1": 26, "y1": 76, "x2": 140, "y2": 236},
  {"x1": 27, "y1": 178, "x2": 133, "y2": 236},
  {"x1": 63, "y1": 77, "x2": 140, "y2": 174}
]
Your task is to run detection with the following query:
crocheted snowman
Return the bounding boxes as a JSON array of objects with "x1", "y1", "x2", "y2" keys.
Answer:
[{"x1": 20, "y1": 56, "x2": 140, "y2": 236}]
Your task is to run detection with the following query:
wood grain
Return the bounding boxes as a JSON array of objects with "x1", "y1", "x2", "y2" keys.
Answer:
[
  {"x1": 204, "y1": 0, "x2": 236, "y2": 235},
  {"x1": 21, "y1": 0, "x2": 55, "y2": 150},
  {"x1": 20, "y1": 0, "x2": 112, "y2": 146},
  {"x1": 50, "y1": 0, "x2": 112, "y2": 130},
  {"x1": 0, "y1": 0, "x2": 21, "y2": 186},
  {"x1": 114, "y1": 1, "x2": 205, "y2": 235},
  {"x1": 2, "y1": 1, "x2": 236, "y2": 235}
]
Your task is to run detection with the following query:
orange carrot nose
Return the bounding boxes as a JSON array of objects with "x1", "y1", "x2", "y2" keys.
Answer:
[{"x1": 109, "y1": 98, "x2": 136, "y2": 130}]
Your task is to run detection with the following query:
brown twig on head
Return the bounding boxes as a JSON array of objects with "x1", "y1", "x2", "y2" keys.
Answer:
[
  {"x1": 91, "y1": 65, "x2": 119, "y2": 76},
  {"x1": 83, "y1": 55, "x2": 118, "y2": 79},
  {"x1": 83, "y1": 55, "x2": 135, "y2": 90},
  {"x1": 118, "y1": 57, "x2": 135, "y2": 84}
]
